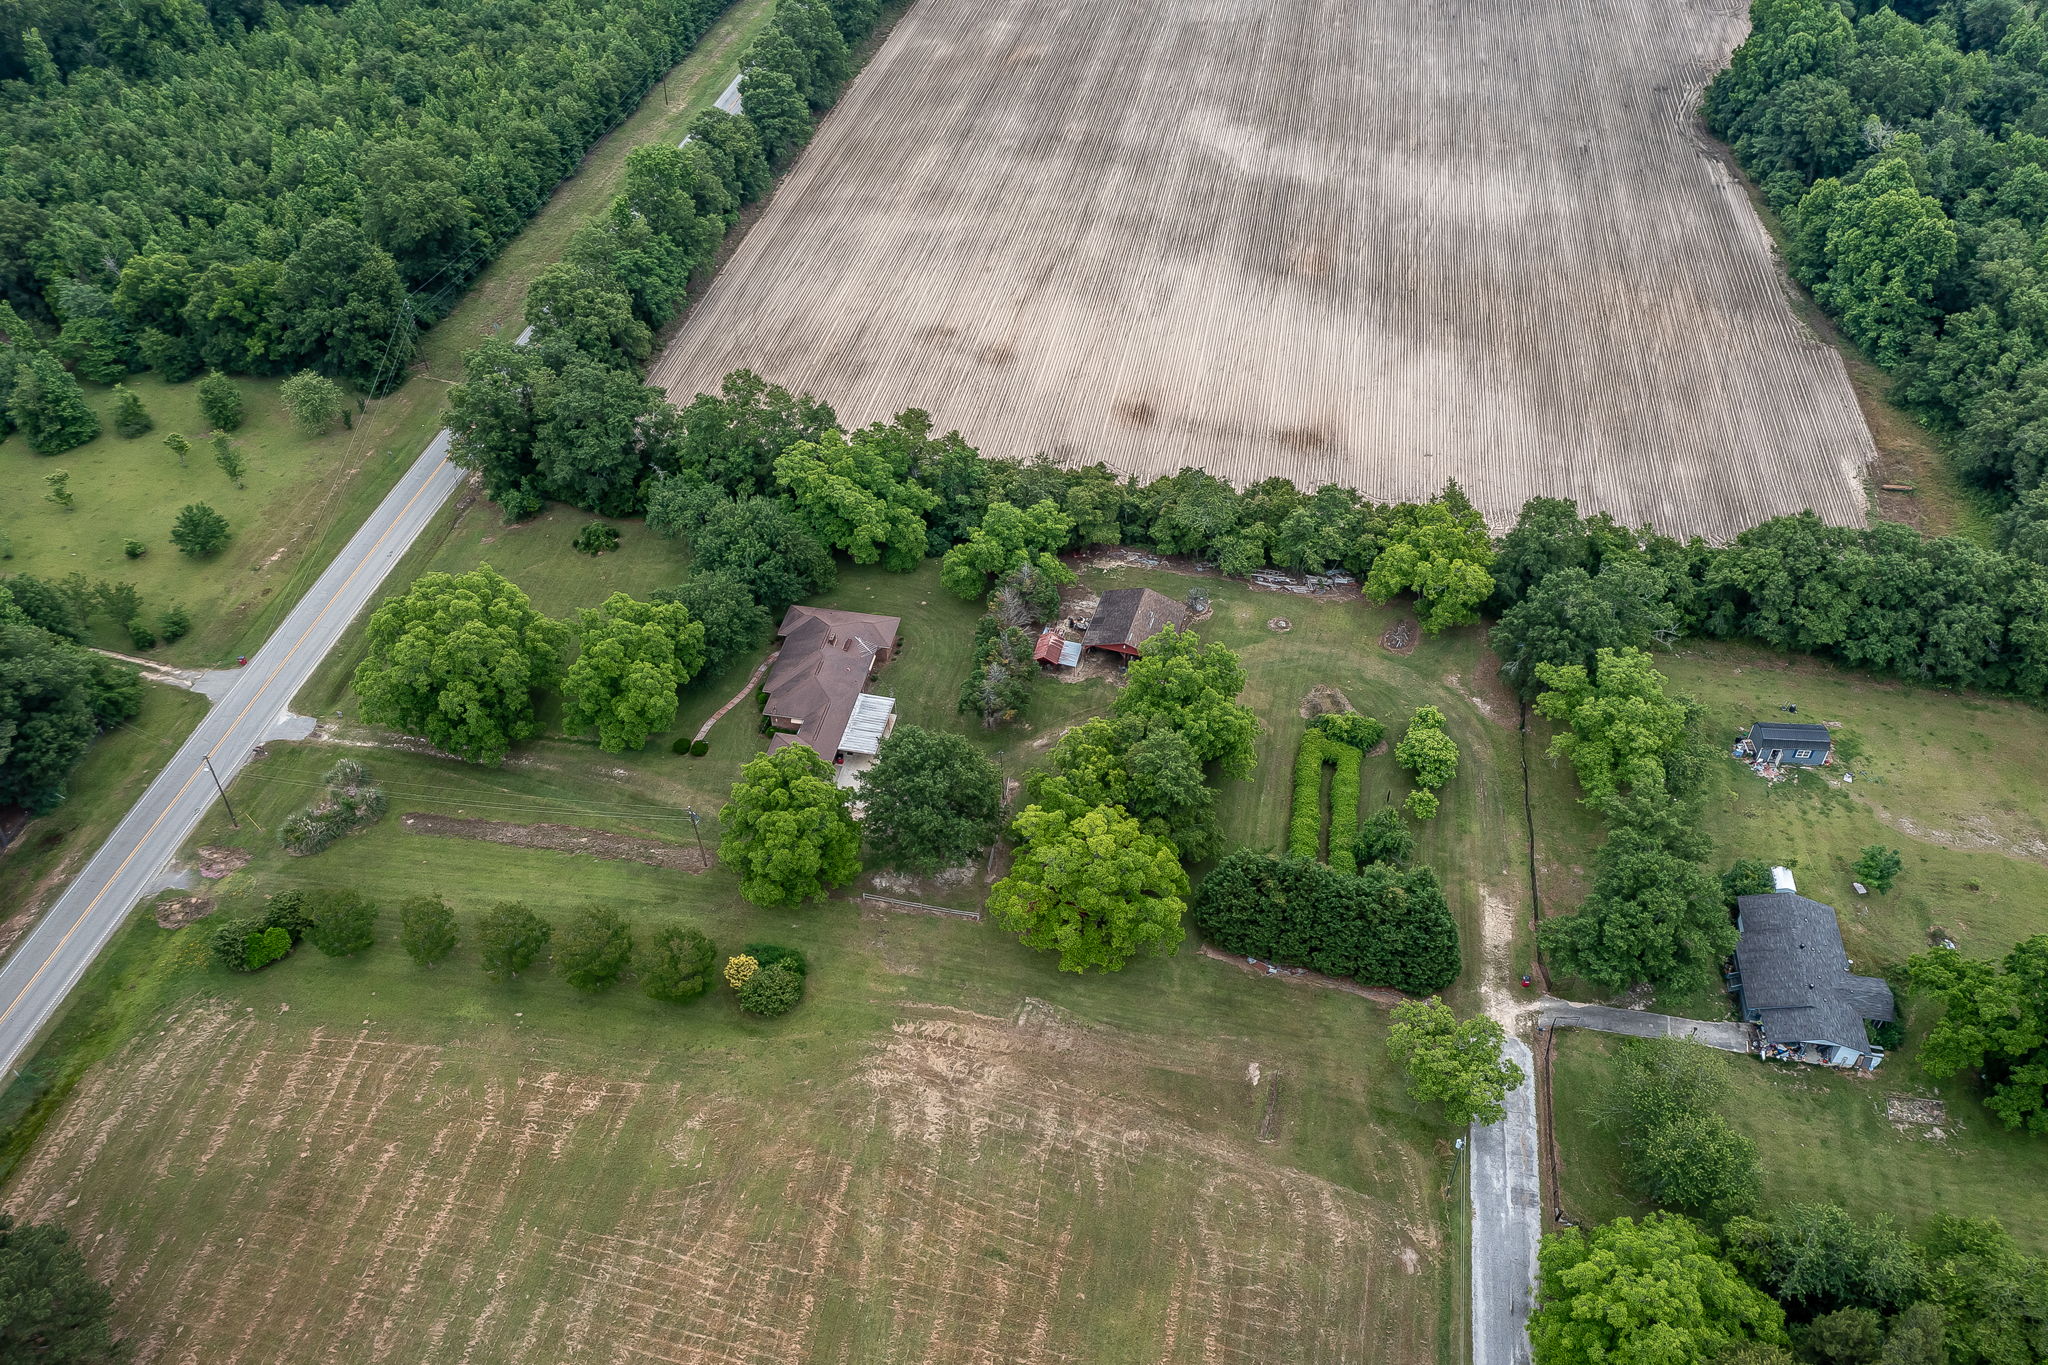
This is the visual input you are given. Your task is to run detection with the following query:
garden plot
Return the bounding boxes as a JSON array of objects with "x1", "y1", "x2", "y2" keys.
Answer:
[{"x1": 650, "y1": 0, "x2": 1876, "y2": 538}]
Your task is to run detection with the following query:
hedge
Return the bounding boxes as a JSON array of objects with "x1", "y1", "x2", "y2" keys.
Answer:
[
  {"x1": 1190, "y1": 851, "x2": 1461, "y2": 994},
  {"x1": 1291, "y1": 729, "x2": 1365, "y2": 869},
  {"x1": 1288, "y1": 732, "x2": 1328, "y2": 859}
]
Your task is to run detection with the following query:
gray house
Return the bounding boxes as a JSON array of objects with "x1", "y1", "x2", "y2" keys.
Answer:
[
  {"x1": 1730, "y1": 888, "x2": 1894, "y2": 1070},
  {"x1": 1743, "y1": 721, "x2": 1832, "y2": 767}
]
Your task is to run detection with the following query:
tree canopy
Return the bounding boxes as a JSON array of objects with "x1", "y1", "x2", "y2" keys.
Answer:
[
  {"x1": 1111, "y1": 625, "x2": 1259, "y2": 779},
  {"x1": 717, "y1": 744, "x2": 862, "y2": 907},
  {"x1": 562, "y1": 593, "x2": 707, "y2": 752},
  {"x1": 352, "y1": 566, "x2": 569, "y2": 765},
  {"x1": 1386, "y1": 997, "x2": 1523, "y2": 1126},
  {"x1": 854, "y1": 725, "x2": 1005, "y2": 873},
  {"x1": 1534, "y1": 647, "x2": 1693, "y2": 811},
  {"x1": 0, "y1": 1214, "x2": 119, "y2": 1363},
  {"x1": 987, "y1": 803, "x2": 1189, "y2": 973},
  {"x1": 1531, "y1": 1213, "x2": 1788, "y2": 1365}
]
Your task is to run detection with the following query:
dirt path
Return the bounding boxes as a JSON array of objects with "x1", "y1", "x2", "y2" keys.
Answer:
[
  {"x1": 399, "y1": 814, "x2": 708, "y2": 872},
  {"x1": 1195, "y1": 945, "x2": 1406, "y2": 1005}
]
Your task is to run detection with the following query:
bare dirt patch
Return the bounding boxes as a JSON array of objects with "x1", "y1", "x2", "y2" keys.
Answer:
[
  {"x1": 1299, "y1": 683, "x2": 1355, "y2": 720},
  {"x1": 1887, "y1": 1096, "x2": 1949, "y2": 1140},
  {"x1": 195, "y1": 846, "x2": 250, "y2": 880},
  {"x1": 398, "y1": 813, "x2": 707, "y2": 872},
  {"x1": 151, "y1": 894, "x2": 216, "y2": 930}
]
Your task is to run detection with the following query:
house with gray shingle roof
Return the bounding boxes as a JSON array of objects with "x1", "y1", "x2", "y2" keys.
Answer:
[{"x1": 1730, "y1": 887, "x2": 1895, "y2": 1070}]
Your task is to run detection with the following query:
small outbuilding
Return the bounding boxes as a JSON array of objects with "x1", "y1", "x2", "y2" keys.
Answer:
[
  {"x1": 1083, "y1": 587, "x2": 1188, "y2": 658},
  {"x1": 1730, "y1": 880, "x2": 1894, "y2": 1070},
  {"x1": 1742, "y1": 721, "x2": 1832, "y2": 767}
]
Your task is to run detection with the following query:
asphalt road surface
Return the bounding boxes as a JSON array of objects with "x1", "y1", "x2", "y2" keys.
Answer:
[
  {"x1": 1470, "y1": 1035, "x2": 1540, "y2": 1365},
  {"x1": 0, "y1": 433, "x2": 462, "y2": 1081}
]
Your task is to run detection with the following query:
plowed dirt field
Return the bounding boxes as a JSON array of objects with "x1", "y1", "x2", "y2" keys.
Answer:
[{"x1": 650, "y1": 0, "x2": 1874, "y2": 537}]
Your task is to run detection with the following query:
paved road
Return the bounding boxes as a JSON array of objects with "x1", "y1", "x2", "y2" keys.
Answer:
[
  {"x1": 0, "y1": 434, "x2": 462, "y2": 1080},
  {"x1": 1537, "y1": 998, "x2": 1752, "y2": 1053},
  {"x1": 1470, "y1": 1035, "x2": 1540, "y2": 1365}
]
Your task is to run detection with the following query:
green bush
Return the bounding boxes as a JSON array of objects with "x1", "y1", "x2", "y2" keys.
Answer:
[
  {"x1": 1326, "y1": 738, "x2": 1363, "y2": 865},
  {"x1": 158, "y1": 605, "x2": 191, "y2": 643},
  {"x1": 1190, "y1": 851, "x2": 1462, "y2": 993},
  {"x1": 397, "y1": 895, "x2": 458, "y2": 966},
  {"x1": 1356, "y1": 806, "x2": 1415, "y2": 865},
  {"x1": 122, "y1": 539, "x2": 146, "y2": 560},
  {"x1": 743, "y1": 942, "x2": 808, "y2": 977},
  {"x1": 671, "y1": 735, "x2": 692, "y2": 754},
  {"x1": 245, "y1": 926, "x2": 292, "y2": 970},
  {"x1": 736, "y1": 960, "x2": 805, "y2": 1016},
  {"x1": 1312, "y1": 712, "x2": 1385, "y2": 752},
  {"x1": 1404, "y1": 789, "x2": 1440, "y2": 820},
  {"x1": 572, "y1": 523, "x2": 621, "y2": 555},
  {"x1": 276, "y1": 759, "x2": 387, "y2": 855},
  {"x1": 196, "y1": 372, "x2": 243, "y2": 432},
  {"x1": 124, "y1": 618, "x2": 156, "y2": 650},
  {"x1": 304, "y1": 888, "x2": 378, "y2": 957},
  {"x1": 690, "y1": 740, "x2": 709, "y2": 756},
  {"x1": 1395, "y1": 706, "x2": 1459, "y2": 789},
  {"x1": 639, "y1": 926, "x2": 717, "y2": 1003}
]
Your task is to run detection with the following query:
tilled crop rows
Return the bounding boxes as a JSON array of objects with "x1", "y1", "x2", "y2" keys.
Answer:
[
  {"x1": 7, "y1": 1002, "x2": 1441, "y2": 1362},
  {"x1": 650, "y1": 0, "x2": 1874, "y2": 538}
]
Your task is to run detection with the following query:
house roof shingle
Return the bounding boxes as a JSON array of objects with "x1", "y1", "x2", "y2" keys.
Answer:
[
  {"x1": 1084, "y1": 588, "x2": 1188, "y2": 652},
  {"x1": 1750, "y1": 721, "x2": 1832, "y2": 747},
  {"x1": 762, "y1": 607, "x2": 900, "y2": 757},
  {"x1": 1734, "y1": 892, "x2": 1895, "y2": 1051}
]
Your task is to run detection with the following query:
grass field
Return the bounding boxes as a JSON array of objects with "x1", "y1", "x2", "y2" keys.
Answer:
[
  {"x1": 0, "y1": 532, "x2": 1538, "y2": 1359},
  {"x1": 650, "y1": 0, "x2": 1875, "y2": 538},
  {"x1": 1528, "y1": 638, "x2": 2048, "y2": 1016},
  {"x1": 1549, "y1": 1029, "x2": 2048, "y2": 1252},
  {"x1": 0, "y1": 0, "x2": 777, "y2": 671},
  {"x1": 2, "y1": 767, "x2": 1461, "y2": 1361}
]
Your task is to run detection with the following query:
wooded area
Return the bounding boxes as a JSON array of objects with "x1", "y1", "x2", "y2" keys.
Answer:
[
  {"x1": 1711, "y1": 0, "x2": 2048, "y2": 502},
  {"x1": 0, "y1": 0, "x2": 736, "y2": 392}
]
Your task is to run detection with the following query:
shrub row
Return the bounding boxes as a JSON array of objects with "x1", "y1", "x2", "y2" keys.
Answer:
[
  {"x1": 1191, "y1": 851, "x2": 1461, "y2": 995},
  {"x1": 1287, "y1": 732, "x2": 1328, "y2": 859},
  {"x1": 1325, "y1": 739, "x2": 1363, "y2": 875}
]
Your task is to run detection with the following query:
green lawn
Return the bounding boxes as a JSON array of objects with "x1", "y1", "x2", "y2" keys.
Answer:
[
  {"x1": 1528, "y1": 638, "x2": 2048, "y2": 1014},
  {"x1": 1550, "y1": 1029, "x2": 2048, "y2": 1251},
  {"x1": 0, "y1": 737, "x2": 1461, "y2": 1361}
]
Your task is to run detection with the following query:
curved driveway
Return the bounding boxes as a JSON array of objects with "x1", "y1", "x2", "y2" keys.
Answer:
[{"x1": 0, "y1": 434, "x2": 462, "y2": 1080}]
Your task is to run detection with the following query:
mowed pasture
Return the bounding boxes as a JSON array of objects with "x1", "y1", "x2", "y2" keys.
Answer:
[
  {"x1": 4, "y1": 895, "x2": 1454, "y2": 1364},
  {"x1": 650, "y1": 0, "x2": 1876, "y2": 538}
]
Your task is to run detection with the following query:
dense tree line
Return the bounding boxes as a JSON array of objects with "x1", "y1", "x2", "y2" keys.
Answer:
[
  {"x1": 0, "y1": 0, "x2": 738, "y2": 390},
  {"x1": 1707, "y1": 0, "x2": 2048, "y2": 503}
]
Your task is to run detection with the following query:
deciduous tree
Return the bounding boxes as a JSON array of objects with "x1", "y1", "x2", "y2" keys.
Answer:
[
  {"x1": 1111, "y1": 625, "x2": 1259, "y2": 778},
  {"x1": 639, "y1": 926, "x2": 716, "y2": 1002},
  {"x1": 987, "y1": 803, "x2": 1189, "y2": 973},
  {"x1": 398, "y1": 895, "x2": 458, "y2": 966},
  {"x1": 717, "y1": 744, "x2": 862, "y2": 906},
  {"x1": 169, "y1": 503, "x2": 229, "y2": 556},
  {"x1": 555, "y1": 902, "x2": 632, "y2": 992},
  {"x1": 0, "y1": 1214, "x2": 120, "y2": 1363},
  {"x1": 304, "y1": 889, "x2": 378, "y2": 957},
  {"x1": 196, "y1": 370, "x2": 243, "y2": 431},
  {"x1": 7, "y1": 351, "x2": 99, "y2": 453},
  {"x1": 562, "y1": 592, "x2": 707, "y2": 752},
  {"x1": 855, "y1": 725, "x2": 1004, "y2": 872},
  {"x1": 351, "y1": 566, "x2": 569, "y2": 765},
  {"x1": 1387, "y1": 996, "x2": 1523, "y2": 1126},
  {"x1": 1534, "y1": 647, "x2": 1693, "y2": 810},
  {"x1": 1531, "y1": 1213, "x2": 1788, "y2": 1365},
  {"x1": 281, "y1": 370, "x2": 345, "y2": 434},
  {"x1": 476, "y1": 901, "x2": 551, "y2": 979}
]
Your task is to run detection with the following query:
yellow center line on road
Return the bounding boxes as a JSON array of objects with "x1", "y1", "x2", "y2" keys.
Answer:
[{"x1": 0, "y1": 452, "x2": 456, "y2": 1039}]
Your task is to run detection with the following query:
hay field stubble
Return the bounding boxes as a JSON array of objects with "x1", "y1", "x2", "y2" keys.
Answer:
[{"x1": 650, "y1": 0, "x2": 1875, "y2": 538}]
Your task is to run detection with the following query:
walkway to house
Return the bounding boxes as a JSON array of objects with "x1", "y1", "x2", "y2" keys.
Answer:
[{"x1": 693, "y1": 651, "x2": 778, "y2": 744}]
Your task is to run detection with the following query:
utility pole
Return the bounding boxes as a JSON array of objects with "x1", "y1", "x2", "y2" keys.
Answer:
[
  {"x1": 685, "y1": 807, "x2": 707, "y2": 866},
  {"x1": 202, "y1": 756, "x2": 240, "y2": 829}
]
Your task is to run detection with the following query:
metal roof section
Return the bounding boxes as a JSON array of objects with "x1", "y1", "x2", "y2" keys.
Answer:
[{"x1": 838, "y1": 693, "x2": 896, "y2": 756}]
